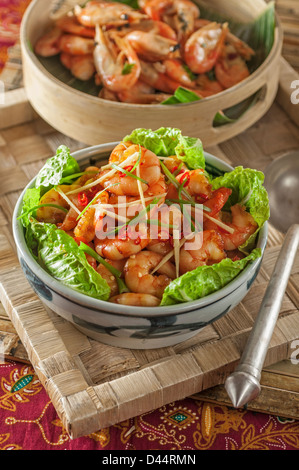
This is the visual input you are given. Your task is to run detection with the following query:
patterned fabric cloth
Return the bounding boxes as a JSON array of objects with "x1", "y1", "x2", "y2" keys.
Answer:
[
  {"x1": 1, "y1": 360, "x2": 299, "y2": 450},
  {"x1": 0, "y1": 0, "x2": 31, "y2": 71},
  {"x1": 1, "y1": 0, "x2": 299, "y2": 451}
]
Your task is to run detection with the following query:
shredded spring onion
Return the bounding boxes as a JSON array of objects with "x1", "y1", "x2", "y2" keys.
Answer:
[{"x1": 55, "y1": 187, "x2": 81, "y2": 215}]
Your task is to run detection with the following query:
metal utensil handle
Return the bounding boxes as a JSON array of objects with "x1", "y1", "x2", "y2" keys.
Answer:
[{"x1": 236, "y1": 224, "x2": 299, "y2": 380}]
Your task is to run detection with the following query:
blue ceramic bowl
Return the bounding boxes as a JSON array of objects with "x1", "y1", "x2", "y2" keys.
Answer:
[{"x1": 12, "y1": 144, "x2": 268, "y2": 349}]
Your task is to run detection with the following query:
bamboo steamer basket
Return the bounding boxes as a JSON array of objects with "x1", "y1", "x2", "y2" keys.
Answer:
[{"x1": 20, "y1": 0, "x2": 283, "y2": 147}]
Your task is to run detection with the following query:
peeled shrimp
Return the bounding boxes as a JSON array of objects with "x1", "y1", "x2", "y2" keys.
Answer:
[
  {"x1": 102, "y1": 143, "x2": 161, "y2": 196},
  {"x1": 60, "y1": 189, "x2": 109, "y2": 237},
  {"x1": 203, "y1": 187, "x2": 232, "y2": 216},
  {"x1": 97, "y1": 264, "x2": 119, "y2": 297},
  {"x1": 204, "y1": 204, "x2": 258, "y2": 251},
  {"x1": 124, "y1": 250, "x2": 176, "y2": 298},
  {"x1": 36, "y1": 186, "x2": 71, "y2": 224},
  {"x1": 179, "y1": 230, "x2": 226, "y2": 274},
  {"x1": 167, "y1": 169, "x2": 213, "y2": 200},
  {"x1": 93, "y1": 25, "x2": 141, "y2": 93},
  {"x1": 110, "y1": 293, "x2": 160, "y2": 306},
  {"x1": 94, "y1": 226, "x2": 150, "y2": 260}
]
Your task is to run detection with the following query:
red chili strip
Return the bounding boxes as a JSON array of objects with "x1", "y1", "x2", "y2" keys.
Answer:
[
  {"x1": 78, "y1": 192, "x2": 89, "y2": 207},
  {"x1": 120, "y1": 165, "x2": 134, "y2": 177},
  {"x1": 178, "y1": 172, "x2": 190, "y2": 187}
]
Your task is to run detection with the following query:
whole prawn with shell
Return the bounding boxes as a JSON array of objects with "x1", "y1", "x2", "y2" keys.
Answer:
[
  {"x1": 34, "y1": 138, "x2": 259, "y2": 307},
  {"x1": 34, "y1": 0, "x2": 255, "y2": 103}
]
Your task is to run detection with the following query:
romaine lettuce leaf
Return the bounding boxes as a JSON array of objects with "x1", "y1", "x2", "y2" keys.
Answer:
[
  {"x1": 26, "y1": 219, "x2": 110, "y2": 301},
  {"x1": 160, "y1": 248, "x2": 261, "y2": 305},
  {"x1": 35, "y1": 145, "x2": 80, "y2": 194},
  {"x1": 19, "y1": 187, "x2": 42, "y2": 227},
  {"x1": 211, "y1": 166, "x2": 270, "y2": 253},
  {"x1": 20, "y1": 145, "x2": 80, "y2": 227},
  {"x1": 124, "y1": 127, "x2": 205, "y2": 170}
]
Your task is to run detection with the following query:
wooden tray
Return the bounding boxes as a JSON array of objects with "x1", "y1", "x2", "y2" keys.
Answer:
[{"x1": 1, "y1": 28, "x2": 299, "y2": 437}]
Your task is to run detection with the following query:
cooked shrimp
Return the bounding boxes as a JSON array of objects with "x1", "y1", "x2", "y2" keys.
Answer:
[
  {"x1": 214, "y1": 43, "x2": 250, "y2": 89},
  {"x1": 184, "y1": 21, "x2": 228, "y2": 74},
  {"x1": 57, "y1": 193, "x2": 82, "y2": 232},
  {"x1": 74, "y1": 166, "x2": 101, "y2": 187},
  {"x1": 163, "y1": 58, "x2": 196, "y2": 88},
  {"x1": 115, "y1": 18, "x2": 178, "y2": 42},
  {"x1": 93, "y1": 25, "x2": 141, "y2": 93},
  {"x1": 144, "y1": 174, "x2": 167, "y2": 198},
  {"x1": 124, "y1": 250, "x2": 176, "y2": 298},
  {"x1": 147, "y1": 238, "x2": 173, "y2": 256},
  {"x1": 140, "y1": 60, "x2": 182, "y2": 94},
  {"x1": 34, "y1": 27, "x2": 62, "y2": 57},
  {"x1": 36, "y1": 185, "x2": 70, "y2": 224},
  {"x1": 162, "y1": 156, "x2": 189, "y2": 174},
  {"x1": 75, "y1": 1, "x2": 147, "y2": 27},
  {"x1": 195, "y1": 73, "x2": 224, "y2": 97},
  {"x1": 97, "y1": 264, "x2": 119, "y2": 297},
  {"x1": 204, "y1": 204, "x2": 258, "y2": 251},
  {"x1": 94, "y1": 225, "x2": 150, "y2": 260},
  {"x1": 99, "y1": 87, "x2": 119, "y2": 101},
  {"x1": 226, "y1": 31, "x2": 255, "y2": 61},
  {"x1": 101, "y1": 143, "x2": 161, "y2": 196},
  {"x1": 73, "y1": 205, "x2": 96, "y2": 242},
  {"x1": 59, "y1": 34, "x2": 95, "y2": 55},
  {"x1": 195, "y1": 18, "x2": 255, "y2": 61},
  {"x1": 167, "y1": 169, "x2": 213, "y2": 200},
  {"x1": 117, "y1": 80, "x2": 170, "y2": 104},
  {"x1": 126, "y1": 30, "x2": 179, "y2": 62},
  {"x1": 60, "y1": 53, "x2": 96, "y2": 81},
  {"x1": 202, "y1": 187, "x2": 232, "y2": 216},
  {"x1": 110, "y1": 293, "x2": 160, "y2": 306},
  {"x1": 179, "y1": 229, "x2": 226, "y2": 274},
  {"x1": 143, "y1": 0, "x2": 200, "y2": 43},
  {"x1": 147, "y1": 203, "x2": 181, "y2": 255},
  {"x1": 56, "y1": 14, "x2": 95, "y2": 38},
  {"x1": 59, "y1": 189, "x2": 108, "y2": 236}
]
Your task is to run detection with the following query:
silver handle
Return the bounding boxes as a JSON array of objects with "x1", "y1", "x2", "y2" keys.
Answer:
[{"x1": 225, "y1": 224, "x2": 299, "y2": 408}]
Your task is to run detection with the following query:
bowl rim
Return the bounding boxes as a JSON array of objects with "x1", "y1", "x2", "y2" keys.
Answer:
[
  {"x1": 20, "y1": 0, "x2": 283, "y2": 111},
  {"x1": 12, "y1": 143, "x2": 268, "y2": 318}
]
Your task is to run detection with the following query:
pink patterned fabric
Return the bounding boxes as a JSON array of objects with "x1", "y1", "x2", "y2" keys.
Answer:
[
  {"x1": 1, "y1": 359, "x2": 299, "y2": 450},
  {"x1": 0, "y1": 0, "x2": 31, "y2": 71}
]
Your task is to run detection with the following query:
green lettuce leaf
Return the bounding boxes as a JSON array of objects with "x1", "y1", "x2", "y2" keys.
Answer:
[
  {"x1": 19, "y1": 145, "x2": 80, "y2": 227},
  {"x1": 35, "y1": 145, "x2": 80, "y2": 194},
  {"x1": 26, "y1": 219, "x2": 110, "y2": 301},
  {"x1": 160, "y1": 248, "x2": 261, "y2": 305},
  {"x1": 19, "y1": 187, "x2": 42, "y2": 227},
  {"x1": 211, "y1": 166, "x2": 270, "y2": 253},
  {"x1": 124, "y1": 127, "x2": 205, "y2": 170}
]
